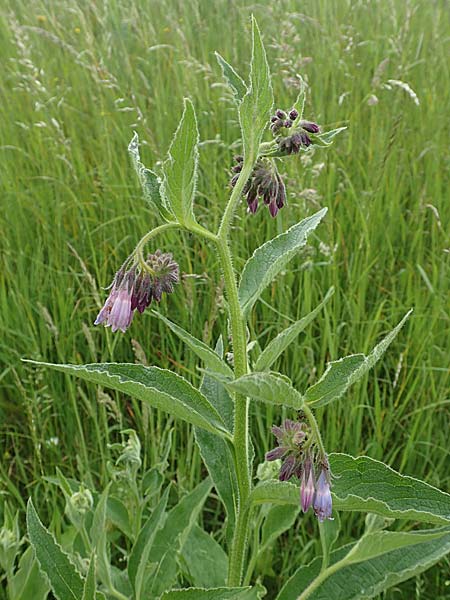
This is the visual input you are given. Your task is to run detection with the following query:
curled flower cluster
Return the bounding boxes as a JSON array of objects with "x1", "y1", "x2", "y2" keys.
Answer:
[
  {"x1": 270, "y1": 106, "x2": 320, "y2": 155},
  {"x1": 94, "y1": 250, "x2": 179, "y2": 333},
  {"x1": 230, "y1": 156, "x2": 286, "y2": 218},
  {"x1": 266, "y1": 418, "x2": 333, "y2": 521}
]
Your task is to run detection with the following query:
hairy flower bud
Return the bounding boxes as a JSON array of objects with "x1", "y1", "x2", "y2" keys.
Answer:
[{"x1": 289, "y1": 108, "x2": 299, "y2": 120}]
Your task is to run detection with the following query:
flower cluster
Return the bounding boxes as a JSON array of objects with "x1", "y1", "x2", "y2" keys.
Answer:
[
  {"x1": 266, "y1": 418, "x2": 332, "y2": 521},
  {"x1": 230, "y1": 156, "x2": 286, "y2": 218},
  {"x1": 94, "y1": 250, "x2": 179, "y2": 333},
  {"x1": 270, "y1": 107, "x2": 320, "y2": 155}
]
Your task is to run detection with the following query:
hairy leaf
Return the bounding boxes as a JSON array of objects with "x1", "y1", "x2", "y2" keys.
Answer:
[
  {"x1": 255, "y1": 287, "x2": 334, "y2": 372},
  {"x1": 305, "y1": 311, "x2": 412, "y2": 407},
  {"x1": 26, "y1": 361, "x2": 231, "y2": 440},
  {"x1": 227, "y1": 372, "x2": 304, "y2": 409},
  {"x1": 153, "y1": 312, "x2": 234, "y2": 379},
  {"x1": 161, "y1": 98, "x2": 199, "y2": 224},
  {"x1": 239, "y1": 17, "x2": 273, "y2": 163},
  {"x1": 128, "y1": 132, "x2": 173, "y2": 221},
  {"x1": 180, "y1": 524, "x2": 228, "y2": 588},
  {"x1": 239, "y1": 208, "x2": 327, "y2": 315},
  {"x1": 8, "y1": 546, "x2": 50, "y2": 600},
  {"x1": 161, "y1": 587, "x2": 264, "y2": 599},
  {"x1": 215, "y1": 52, "x2": 247, "y2": 101},
  {"x1": 26, "y1": 499, "x2": 84, "y2": 600}
]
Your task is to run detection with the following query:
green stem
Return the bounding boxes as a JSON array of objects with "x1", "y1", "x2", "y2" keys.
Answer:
[
  {"x1": 218, "y1": 162, "x2": 253, "y2": 240},
  {"x1": 318, "y1": 520, "x2": 330, "y2": 572},
  {"x1": 302, "y1": 404, "x2": 326, "y2": 458},
  {"x1": 297, "y1": 557, "x2": 347, "y2": 600}
]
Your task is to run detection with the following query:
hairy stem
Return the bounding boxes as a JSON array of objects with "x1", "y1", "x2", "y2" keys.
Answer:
[
  {"x1": 302, "y1": 404, "x2": 326, "y2": 458},
  {"x1": 218, "y1": 162, "x2": 253, "y2": 239}
]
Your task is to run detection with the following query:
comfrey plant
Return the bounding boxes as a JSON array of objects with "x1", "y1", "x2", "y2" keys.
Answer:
[{"x1": 25, "y1": 18, "x2": 450, "y2": 600}]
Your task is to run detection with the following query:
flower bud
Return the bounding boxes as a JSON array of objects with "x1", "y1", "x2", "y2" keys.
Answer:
[
  {"x1": 289, "y1": 108, "x2": 299, "y2": 120},
  {"x1": 313, "y1": 468, "x2": 333, "y2": 521},
  {"x1": 300, "y1": 460, "x2": 315, "y2": 513}
]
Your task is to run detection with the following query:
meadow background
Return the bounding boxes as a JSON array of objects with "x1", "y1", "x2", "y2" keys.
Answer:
[{"x1": 0, "y1": 0, "x2": 449, "y2": 597}]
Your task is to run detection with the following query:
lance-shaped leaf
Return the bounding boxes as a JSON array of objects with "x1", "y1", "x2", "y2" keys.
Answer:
[
  {"x1": 180, "y1": 524, "x2": 228, "y2": 588},
  {"x1": 152, "y1": 312, "x2": 234, "y2": 379},
  {"x1": 330, "y1": 453, "x2": 450, "y2": 525},
  {"x1": 161, "y1": 587, "x2": 264, "y2": 600},
  {"x1": 277, "y1": 528, "x2": 450, "y2": 600},
  {"x1": 250, "y1": 454, "x2": 450, "y2": 525},
  {"x1": 239, "y1": 16, "x2": 273, "y2": 163},
  {"x1": 292, "y1": 75, "x2": 307, "y2": 120},
  {"x1": 25, "y1": 361, "x2": 231, "y2": 440},
  {"x1": 215, "y1": 52, "x2": 247, "y2": 101},
  {"x1": 226, "y1": 372, "x2": 304, "y2": 410},
  {"x1": 239, "y1": 208, "x2": 327, "y2": 315},
  {"x1": 128, "y1": 132, "x2": 174, "y2": 221},
  {"x1": 311, "y1": 126, "x2": 347, "y2": 147},
  {"x1": 90, "y1": 485, "x2": 112, "y2": 590},
  {"x1": 161, "y1": 98, "x2": 199, "y2": 225},
  {"x1": 305, "y1": 310, "x2": 412, "y2": 408},
  {"x1": 255, "y1": 287, "x2": 334, "y2": 372},
  {"x1": 26, "y1": 499, "x2": 85, "y2": 600}
]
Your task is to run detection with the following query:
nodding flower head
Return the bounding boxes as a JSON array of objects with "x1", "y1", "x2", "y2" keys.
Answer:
[
  {"x1": 269, "y1": 106, "x2": 320, "y2": 155},
  {"x1": 230, "y1": 157, "x2": 286, "y2": 218},
  {"x1": 94, "y1": 250, "x2": 179, "y2": 333},
  {"x1": 265, "y1": 419, "x2": 310, "y2": 482}
]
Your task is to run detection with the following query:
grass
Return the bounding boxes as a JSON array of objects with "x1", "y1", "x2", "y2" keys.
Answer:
[{"x1": 0, "y1": 0, "x2": 449, "y2": 597}]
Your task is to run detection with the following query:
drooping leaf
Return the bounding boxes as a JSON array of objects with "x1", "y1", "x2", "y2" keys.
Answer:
[
  {"x1": 161, "y1": 98, "x2": 199, "y2": 225},
  {"x1": 25, "y1": 361, "x2": 231, "y2": 440},
  {"x1": 305, "y1": 311, "x2": 412, "y2": 408},
  {"x1": 128, "y1": 132, "x2": 173, "y2": 221},
  {"x1": 239, "y1": 16, "x2": 273, "y2": 163},
  {"x1": 180, "y1": 524, "x2": 228, "y2": 588},
  {"x1": 146, "y1": 478, "x2": 213, "y2": 597},
  {"x1": 161, "y1": 587, "x2": 264, "y2": 600},
  {"x1": 226, "y1": 372, "x2": 303, "y2": 409},
  {"x1": 251, "y1": 454, "x2": 450, "y2": 526},
  {"x1": 330, "y1": 453, "x2": 450, "y2": 525},
  {"x1": 238, "y1": 208, "x2": 327, "y2": 315},
  {"x1": 277, "y1": 528, "x2": 450, "y2": 600},
  {"x1": 215, "y1": 52, "x2": 247, "y2": 101},
  {"x1": 128, "y1": 484, "x2": 170, "y2": 596},
  {"x1": 152, "y1": 312, "x2": 234, "y2": 379},
  {"x1": 26, "y1": 498, "x2": 85, "y2": 600},
  {"x1": 255, "y1": 287, "x2": 334, "y2": 372},
  {"x1": 195, "y1": 376, "x2": 238, "y2": 543}
]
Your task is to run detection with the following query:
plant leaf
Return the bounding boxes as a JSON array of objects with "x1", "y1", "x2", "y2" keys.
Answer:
[
  {"x1": 26, "y1": 361, "x2": 231, "y2": 440},
  {"x1": 215, "y1": 52, "x2": 247, "y2": 101},
  {"x1": 161, "y1": 98, "x2": 199, "y2": 225},
  {"x1": 90, "y1": 485, "x2": 111, "y2": 589},
  {"x1": 255, "y1": 287, "x2": 334, "y2": 371},
  {"x1": 26, "y1": 498, "x2": 85, "y2": 600},
  {"x1": 82, "y1": 554, "x2": 96, "y2": 600},
  {"x1": 239, "y1": 16, "x2": 273, "y2": 163},
  {"x1": 128, "y1": 484, "x2": 170, "y2": 597},
  {"x1": 128, "y1": 132, "x2": 174, "y2": 221},
  {"x1": 161, "y1": 587, "x2": 264, "y2": 599},
  {"x1": 250, "y1": 480, "x2": 299, "y2": 506},
  {"x1": 146, "y1": 478, "x2": 213, "y2": 597},
  {"x1": 152, "y1": 312, "x2": 234, "y2": 379},
  {"x1": 261, "y1": 504, "x2": 299, "y2": 552},
  {"x1": 305, "y1": 310, "x2": 412, "y2": 408},
  {"x1": 292, "y1": 75, "x2": 306, "y2": 120},
  {"x1": 8, "y1": 546, "x2": 50, "y2": 600},
  {"x1": 277, "y1": 528, "x2": 450, "y2": 600},
  {"x1": 238, "y1": 208, "x2": 327, "y2": 315},
  {"x1": 311, "y1": 127, "x2": 347, "y2": 147},
  {"x1": 180, "y1": 524, "x2": 228, "y2": 588},
  {"x1": 226, "y1": 372, "x2": 304, "y2": 409},
  {"x1": 330, "y1": 453, "x2": 450, "y2": 525}
]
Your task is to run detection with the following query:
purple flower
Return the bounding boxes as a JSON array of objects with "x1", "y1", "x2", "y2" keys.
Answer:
[
  {"x1": 300, "y1": 459, "x2": 315, "y2": 513},
  {"x1": 313, "y1": 468, "x2": 333, "y2": 521},
  {"x1": 300, "y1": 120, "x2": 320, "y2": 134},
  {"x1": 95, "y1": 250, "x2": 179, "y2": 333}
]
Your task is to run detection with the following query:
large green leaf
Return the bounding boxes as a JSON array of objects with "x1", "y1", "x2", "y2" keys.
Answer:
[
  {"x1": 330, "y1": 453, "x2": 450, "y2": 525},
  {"x1": 254, "y1": 287, "x2": 334, "y2": 372},
  {"x1": 195, "y1": 364, "x2": 238, "y2": 544},
  {"x1": 161, "y1": 587, "x2": 264, "y2": 600},
  {"x1": 226, "y1": 372, "x2": 303, "y2": 409},
  {"x1": 260, "y1": 505, "x2": 299, "y2": 552},
  {"x1": 238, "y1": 208, "x2": 327, "y2": 315},
  {"x1": 153, "y1": 312, "x2": 234, "y2": 379},
  {"x1": 26, "y1": 361, "x2": 231, "y2": 440},
  {"x1": 26, "y1": 499, "x2": 85, "y2": 600},
  {"x1": 146, "y1": 478, "x2": 213, "y2": 597},
  {"x1": 128, "y1": 132, "x2": 173, "y2": 221},
  {"x1": 239, "y1": 16, "x2": 273, "y2": 163},
  {"x1": 251, "y1": 454, "x2": 450, "y2": 525},
  {"x1": 277, "y1": 528, "x2": 450, "y2": 600},
  {"x1": 215, "y1": 52, "x2": 247, "y2": 101},
  {"x1": 305, "y1": 311, "x2": 412, "y2": 408},
  {"x1": 128, "y1": 485, "x2": 170, "y2": 597},
  {"x1": 8, "y1": 546, "x2": 50, "y2": 600},
  {"x1": 180, "y1": 524, "x2": 228, "y2": 588},
  {"x1": 161, "y1": 97, "x2": 199, "y2": 225}
]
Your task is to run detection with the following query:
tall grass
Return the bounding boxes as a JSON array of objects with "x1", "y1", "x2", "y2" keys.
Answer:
[{"x1": 0, "y1": 0, "x2": 449, "y2": 596}]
